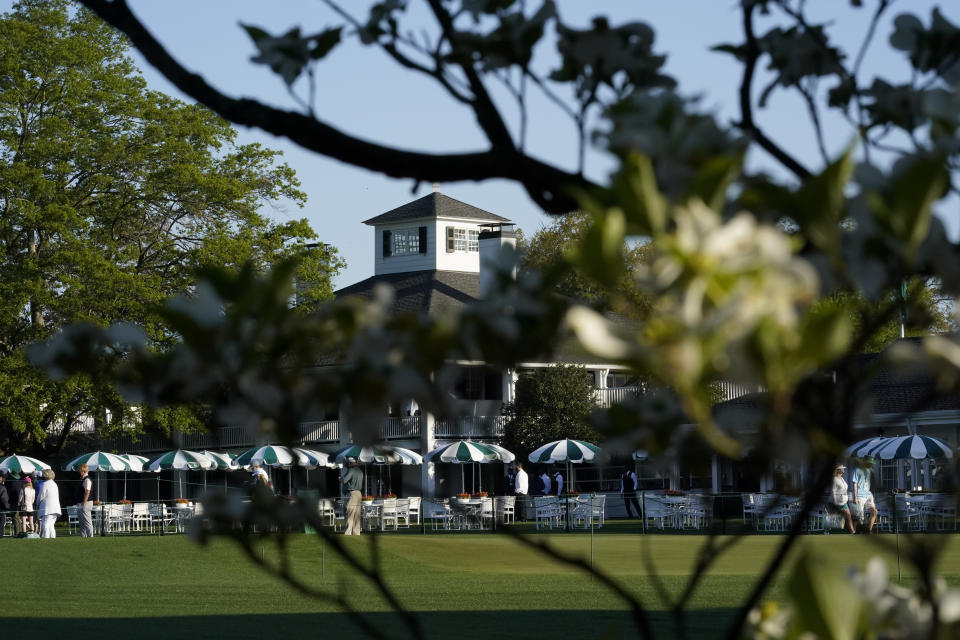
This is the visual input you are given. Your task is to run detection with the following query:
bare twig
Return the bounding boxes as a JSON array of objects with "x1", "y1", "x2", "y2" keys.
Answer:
[
  {"x1": 77, "y1": 0, "x2": 594, "y2": 214},
  {"x1": 321, "y1": 0, "x2": 473, "y2": 104},
  {"x1": 736, "y1": 1, "x2": 812, "y2": 180}
]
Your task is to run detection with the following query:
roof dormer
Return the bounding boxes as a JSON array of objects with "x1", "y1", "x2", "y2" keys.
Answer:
[{"x1": 364, "y1": 192, "x2": 510, "y2": 276}]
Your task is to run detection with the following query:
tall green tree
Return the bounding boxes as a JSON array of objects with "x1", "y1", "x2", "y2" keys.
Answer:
[
  {"x1": 521, "y1": 209, "x2": 651, "y2": 318},
  {"x1": 501, "y1": 364, "x2": 600, "y2": 457},
  {"x1": 0, "y1": 0, "x2": 342, "y2": 454}
]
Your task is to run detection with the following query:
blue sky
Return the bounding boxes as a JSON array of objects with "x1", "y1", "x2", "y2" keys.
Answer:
[{"x1": 8, "y1": 1, "x2": 960, "y2": 287}]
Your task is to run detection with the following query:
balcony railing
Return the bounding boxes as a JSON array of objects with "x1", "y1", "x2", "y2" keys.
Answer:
[
  {"x1": 434, "y1": 416, "x2": 506, "y2": 440},
  {"x1": 594, "y1": 386, "x2": 642, "y2": 408},
  {"x1": 380, "y1": 416, "x2": 422, "y2": 440},
  {"x1": 298, "y1": 420, "x2": 340, "y2": 443}
]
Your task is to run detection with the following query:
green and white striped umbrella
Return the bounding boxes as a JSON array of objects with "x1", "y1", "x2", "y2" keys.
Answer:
[
  {"x1": 201, "y1": 451, "x2": 238, "y2": 470},
  {"x1": 334, "y1": 445, "x2": 422, "y2": 465},
  {"x1": 119, "y1": 454, "x2": 156, "y2": 472},
  {"x1": 528, "y1": 439, "x2": 601, "y2": 464},
  {"x1": 234, "y1": 445, "x2": 300, "y2": 469},
  {"x1": 0, "y1": 455, "x2": 50, "y2": 476},
  {"x1": 425, "y1": 440, "x2": 505, "y2": 464},
  {"x1": 147, "y1": 449, "x2": 216, "y2": 471},
  {"x1": 293, "y1": 448, "x2": 335, "y2": 469},
  {"x1": 63, "y1": 451, "x2": 132, "y2": 472}
]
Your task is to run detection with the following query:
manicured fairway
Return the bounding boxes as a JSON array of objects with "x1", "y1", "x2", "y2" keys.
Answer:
[{"x1": 6, "y1": 532, "x2": 958, "y2": 639}]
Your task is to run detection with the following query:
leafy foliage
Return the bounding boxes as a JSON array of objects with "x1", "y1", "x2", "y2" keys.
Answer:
[
  {"x1": 0, "y1": 0, "x2": 342, "y2": 454},
  {"x1": 519, "y1": 209, "x2": 651, "y2": 318},
  {"x1": 501, "y1": 364, "x2": 600, "y2": 457}
]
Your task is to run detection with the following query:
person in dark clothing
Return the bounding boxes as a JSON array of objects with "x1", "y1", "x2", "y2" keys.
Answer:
[
  {"x1": 621, "y1": 466, "x2": 642, "y2": 518},
  {"x1": 0, "y1": 474, "x2": 10, "y2": 537},
  {"x1": 5, "y1": 474, "x2": 23, "y2": 536}
]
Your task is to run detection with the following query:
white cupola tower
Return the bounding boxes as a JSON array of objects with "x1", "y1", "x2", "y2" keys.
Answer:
[{"x1": 363, "y1": 192, "x2": 512, "y2": 277}]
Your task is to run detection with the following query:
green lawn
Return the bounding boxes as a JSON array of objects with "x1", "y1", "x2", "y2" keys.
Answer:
[{"x1": 6, "y1": 531, "x2": 959, "y2": 639}]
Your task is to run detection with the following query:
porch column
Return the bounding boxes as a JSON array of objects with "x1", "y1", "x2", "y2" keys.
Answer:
[
  {"x1": 597, "y1": 368, "x2": 610, "y2": 389},
  {"x1": 711, "y1": 455, "x2": 719, "y2": 494},
  {"x1": 504, "y1": 369, "x2": 518, "y2": 403},
  {"x1": 421, "y1": 412, "x2": 436, "y2": 498}
]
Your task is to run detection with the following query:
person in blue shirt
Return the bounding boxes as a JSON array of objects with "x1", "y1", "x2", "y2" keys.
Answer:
[
  {"x1": 851, "y1": 455, "x2": 876, "y2": 533},
  {"x1": 339, "y1": 457, "x2": 364, "y2": 536}
]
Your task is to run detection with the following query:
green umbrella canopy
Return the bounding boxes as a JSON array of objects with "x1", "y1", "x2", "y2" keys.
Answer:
[
  {"x1": 425, "y1": 441, "x2": 505, "y2": 464},
  {"x1": 0, "y1": 455, "x2": 50, "y2": 476},
  {"x1": 200, "y1": 451, "x2": 238, "y2": 470},
  {"x1": 528, "y1": 439, "x2": 601, "y2": 464},
  {"x1": 147, "y1": 449, "x2": 216, "y2": 471},
  {"x1": 63, "y1": 451, "x2": 132, "y2": 472},
  {"x1": 334, "y1": 445, "x2": 422, "y2": 465}
]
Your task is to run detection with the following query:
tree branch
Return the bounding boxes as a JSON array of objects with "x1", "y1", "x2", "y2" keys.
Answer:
[
  {"x1": 735, "y1": 1, "x2": 812, "y2": 180},
  {"x1": 77, "y1": 0, "x2": 592, "y2": 213}
]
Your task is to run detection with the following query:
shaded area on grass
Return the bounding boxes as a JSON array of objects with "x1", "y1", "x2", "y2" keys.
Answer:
[{"x1": 6, "y1": 609, "x2": 739, "y2": 640}]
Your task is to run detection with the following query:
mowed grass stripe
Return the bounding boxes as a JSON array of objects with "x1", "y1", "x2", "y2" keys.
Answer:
[{"x1": 6, "y1": 534, "x2": 958, "y2": 619}]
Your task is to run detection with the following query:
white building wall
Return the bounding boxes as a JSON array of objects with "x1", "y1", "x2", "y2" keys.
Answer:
[
  {"x1": 434, "y1": 218, "x2": 482, "y2": 272},
  {"x1": 372, "y1": 220, "x2": 435, "y2": 275},
  {"x1": 372, "y1": 217, "x2": 493, "y2": 275}
]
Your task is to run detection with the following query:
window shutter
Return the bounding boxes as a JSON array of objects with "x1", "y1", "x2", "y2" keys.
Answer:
[
  {"x1": 418, "y1": 226, "x2": 427, "y2": 254},
  {"x1": 446, "y1": 226, "x2": 454, "y2": 253},
  {"x1": 382, "y1": 230, "x2": 392, "y2": 257}
]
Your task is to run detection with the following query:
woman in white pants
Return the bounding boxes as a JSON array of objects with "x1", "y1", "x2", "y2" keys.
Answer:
[{"x1": 36, "y1": 468, "x2": 61, "y2": 538}]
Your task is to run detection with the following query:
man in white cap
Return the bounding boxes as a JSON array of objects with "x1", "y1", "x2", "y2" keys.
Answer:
[
  {"x1": 340, "y1": 457, "x2": 364, "y2": 535},
  {"x1": 250, "y1": 463, "x2": 271, "y2": 492}
]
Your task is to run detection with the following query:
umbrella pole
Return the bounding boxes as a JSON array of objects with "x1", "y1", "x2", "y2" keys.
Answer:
[{"x1": 157, "y1": 474, "x2": 163, "y2": 537}]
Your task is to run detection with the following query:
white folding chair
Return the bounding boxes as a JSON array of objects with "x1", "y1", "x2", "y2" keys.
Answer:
[
  {"x1": 407, "y1": 497, "x2": 421, "y2": 525},
  {"x1": 497, "y1": 496, "x2": 516, "y2": 524},
  {"x1": 380, "y1": 498, "x2": 398, "y2": 531}
]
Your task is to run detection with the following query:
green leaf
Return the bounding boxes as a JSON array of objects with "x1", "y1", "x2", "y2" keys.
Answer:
[
  {"x1": 565, "y1": 209, "x2": 626, "y2": 289},
  {"x1": 611, "y1": 153, "x2": 667, "y2": 235},
  {"x1": 788, "y1": 550, "x2": 862, "y2": 640},
  {"x1": 798, "y1": 304, "x2": 853, "y2": 370},
  {"x1": 310, "y1": 27, "x2": 343, "y2": 60},
  {"x1": 710, "y1": 43, "x2": 746, "y2": 61},
  {"x1": 793, "y1": 147, "x2": 855, "y2": 259},
  {"x1": 686, "y1": 154, "x2": 743, "y2": 212},
  {"x1": 869, "y1": 155, "x2": 949, "y2": 259}
]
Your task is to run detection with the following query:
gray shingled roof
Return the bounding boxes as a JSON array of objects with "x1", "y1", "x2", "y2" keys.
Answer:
[
  {"x1": 336, "y1": 269, "x2": 635, "y2": 365},
  {"x1": 362, "y1": 193, "x2": 510, "y2": 225},
  {"x1": 335, "y1": 269, "x2": 480, "y2": 317}
]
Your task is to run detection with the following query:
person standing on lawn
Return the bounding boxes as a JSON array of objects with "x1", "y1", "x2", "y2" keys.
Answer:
[
  {"x1": 539, "y1": 471, "x2": 551, "y2": 495},
  {"x1": 0, "y1": 473, "x2": 10, "y2": 537},
  {"x1": 340, "y1": 457, "x2": 364, "y2": 536},
  {"x1": 514, "y1": 463, "x2": 529, "y2": 521},
  {"x1": 76, "y1": 464, "x2": 94, "y2": 537},
  {"x1": 554, "y1": 470, "x2": 564, "y2": 496},
  {"x1": 20, "y1": 476, "x2": 36, "y2": 534},
  {"x1": 852, "y1": 456, "x2": 877, "y2": 534},
  {"x1": 831, "y1": 464, "x2": 856, "y2": 534},
  {"x1": 621, "y1": 466, "x2": 641, "y2": 518},
  {"x1": 37, "y1": 468, "x2": 61, "y2": 538}
]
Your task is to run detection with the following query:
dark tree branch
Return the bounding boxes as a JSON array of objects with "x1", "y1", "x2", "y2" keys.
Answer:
[
  {"x1": 77, "y1": 0, "x2": 592, "y2": 214},
  {"x1": 320, "y1": 0, "x2": 473, "y2": 105},
  {"x1": 424, "y1": 0, "x2": 515, "y2": 150},
  {"x1": 736, "y1": 1, "x2": 812, "y2": 180}
]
